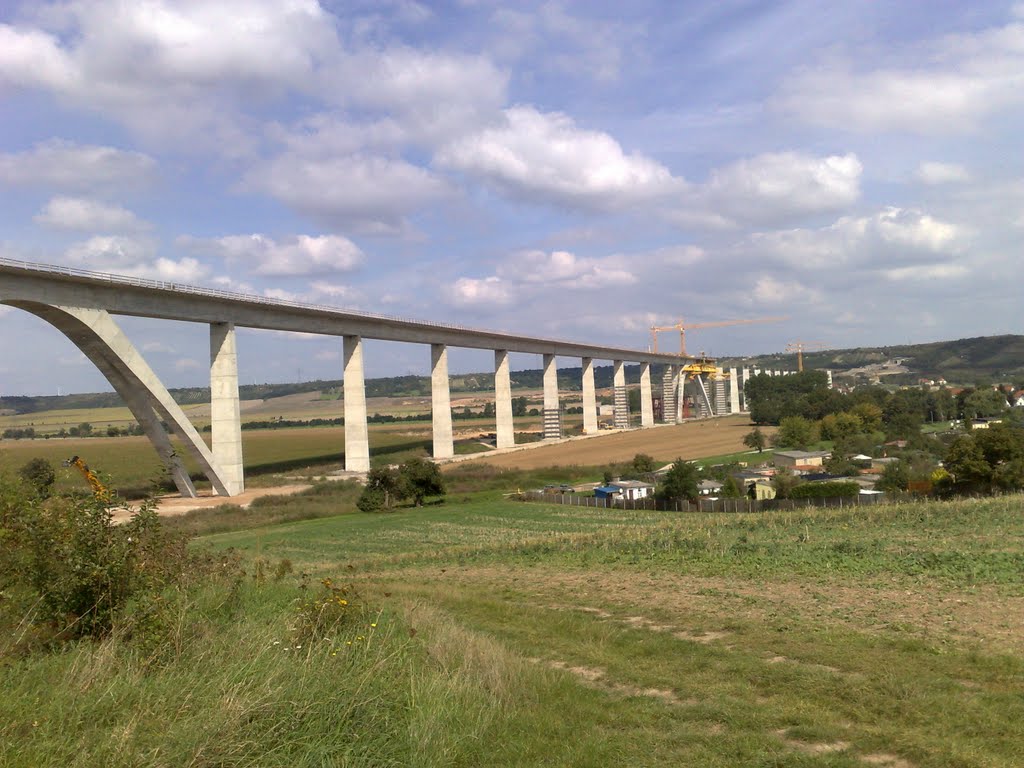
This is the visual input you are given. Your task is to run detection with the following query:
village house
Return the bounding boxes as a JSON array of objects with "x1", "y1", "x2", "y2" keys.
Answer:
[
  {"x1": 594, "y1": 480, "x2": 654, "y2": 501},
  {"x1": 773, "y1": 450, "x2": 831, "y2": 472}
]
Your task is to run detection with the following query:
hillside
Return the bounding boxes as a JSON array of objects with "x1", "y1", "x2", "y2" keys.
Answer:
[
  {"x1": 6, "y1": 334, "x2": 1023, "y2": 416},
  {"x1": 722, "y1": 334, "x2": 1024, "y2": 387}
]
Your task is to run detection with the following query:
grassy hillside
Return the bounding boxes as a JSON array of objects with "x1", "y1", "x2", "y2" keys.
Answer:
[
  {"x1": 4, "y1": 483, "x2": 1023, "y2": 766},
  {"x1": 724, "y1": 334, "x2": 1024, "y2": 385}
]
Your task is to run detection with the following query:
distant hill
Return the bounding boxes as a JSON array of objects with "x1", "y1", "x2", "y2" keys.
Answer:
[
  {"x1": 7, "y1": 334, "x2": 1023, "y2": 416},
  {"x1": 0, "y1": 364, "x2": 653, "y2": 415},
  {"x1": 721, "y1": 334, "x2": 1024, "y2": 387}
]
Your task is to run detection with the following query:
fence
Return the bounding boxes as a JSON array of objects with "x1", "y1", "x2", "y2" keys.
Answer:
[{"x1": 518, "y1": 491, "x2": 892, "y2": 513}]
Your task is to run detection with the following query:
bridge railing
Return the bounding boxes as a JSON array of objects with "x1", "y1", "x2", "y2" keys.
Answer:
[{"x1": 0, "y1": 256, "x2": 684, "y2": 359}]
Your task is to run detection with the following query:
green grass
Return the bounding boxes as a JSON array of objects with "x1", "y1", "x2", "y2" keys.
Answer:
[{"x1": 5, "y1": 481, "x2": 1024, "y2": 766}]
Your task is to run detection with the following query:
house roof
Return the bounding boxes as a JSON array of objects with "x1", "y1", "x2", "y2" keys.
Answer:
[
  {"x1": 611, "y1": 480, "x2": 654, "y2": 489},
  {"x1": 851, "y1": 454, "x2": 873, "y2": 461},
  {"x1": 775, "y1": 450, "x2": 830, "y2": 459},
  {"x1": 697, "y1": 479, "x2": 723, "y2": 490}
]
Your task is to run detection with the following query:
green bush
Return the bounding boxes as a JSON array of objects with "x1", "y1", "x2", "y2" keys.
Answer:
[
  {"x1": 789, "y1": 481, "x2": 860, "y2": 499},
  {"x1": 0, "y1": 471, "x2": 225, "y2": 650}
]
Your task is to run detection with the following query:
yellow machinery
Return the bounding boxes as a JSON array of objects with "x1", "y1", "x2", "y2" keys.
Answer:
[
  {"x1": 62, "y1": 455, "x2": 112, "y2": 502},
  {"x1": 785, "y1": 340, "x2": 826, "y2": 372}
]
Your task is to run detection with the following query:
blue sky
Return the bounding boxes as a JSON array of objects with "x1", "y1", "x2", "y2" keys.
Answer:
[{"x1": 1, "y1": 1, "x2": 1023, "y2": 395}]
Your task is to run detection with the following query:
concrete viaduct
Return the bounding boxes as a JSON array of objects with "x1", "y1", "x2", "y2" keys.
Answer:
[{"x1": 0, "y1": 259, "x2": 792, "y2": 498}]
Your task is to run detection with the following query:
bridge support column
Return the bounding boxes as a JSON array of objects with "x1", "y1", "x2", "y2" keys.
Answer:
[
  {"x1": 714, "y1": 367, "x2": 728, "y2": 415},
  {"x1": 431, "y1": 343, "x2": 454, "y2": 459},
  {"x1": 582, "y1": 357, "x2": 598, "y2": 434},
  {"x1": 542, "y1": 353, "x2": 560, "y2": 439},
  {"x1": 612, "y1": 360, "x2": 629, "y2": 429},
  {"x1": 661, "y1": 366, "x2": 677, "y2": 424},
  {"x1": 728, "y1": 367, "x2": 740, "y2": 414},
  {"x1": 494, "y1": 349, "x2": 515, "y2": 449},
  {"x1": 343, "y1": 335, "x2": 370, "y2": 472},
  {"x1": 640, "y1": 362, "x2": 654, "y2": 427},
  {"x1": 740, "y1": 367, "x2": 750, "y2": 411},
  {"x1": 210, "y1": 322, "x2": 244, "y2": 495}
]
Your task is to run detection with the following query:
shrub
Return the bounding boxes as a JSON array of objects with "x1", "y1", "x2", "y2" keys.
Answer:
[
  {"x1": 18, "y1": 457, "x2": 55, "y2": 498},
  {"x1": 789, "y1": 481, "x2": 860, "y2": 499}
]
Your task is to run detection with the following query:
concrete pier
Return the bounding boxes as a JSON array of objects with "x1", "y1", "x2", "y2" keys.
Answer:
[
  {"x1": 728, "y1": 367, "x2": 740, "y2": 415},
  {"x1": 343, "y1": 335, "x2": 370, "y2": 472},
  {"x1": 210, "y1": 322, "x2": 244, "y2": 495},
  {"x1": 431, "y1": 343, "x2": 454, "y2": 459},
  {"x1": 612, "y1": 360, "x2": 629, "y2": 429},
  {"x1": 494, "y1": 349, "x2": 515, "y2": 449},
  {"x1": 542, "y1": 353, "x2": 561, "y2": 439},
  {"x1": 640, "y1": 362, "x2": 654, "y2": 427},
  {"x1": 581, "y1": 357, "x2": 598, "y2": 434},
  {"x1": 661, "y1": 366, "x2": 678, "y2": 423}
]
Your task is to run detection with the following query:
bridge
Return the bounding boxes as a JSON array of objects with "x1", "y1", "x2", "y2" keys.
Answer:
[{"x1": 0, "y1": 258, "x2": 790, "y2": 497}]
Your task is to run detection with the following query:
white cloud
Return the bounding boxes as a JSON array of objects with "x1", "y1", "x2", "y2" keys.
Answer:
[
  {"x1": 0, "y1": 24, "x2": 78, "y2": 90},
  {"x1": 447, "y1": 276, "x2": 514, "y2": 307},
  {"x1": 748, "y1": 207, "x2": 965, "y2": 271},
  {"x1": 436, "y1": 106, "x2": 681, "y2": 210},
  {"x1": 64, "y1": 235, "x2": 210, "y2": 282},
  {"x1": 687, "y1": 152, "x2": 862, "y2": 227},
  {"x1": 751, "y1": 275, "x2": 823, "y2": 306},
  {"x1": 916, "y1": 161, "x2": 970, "y2": 185},
  {"x1": 182, "y1": 233, "x2": 364, "y2": 276},
  {"x1": 0, "y1": 140, "x2": 155, "y2": 189},
  {"x1": 496, "y1": 249, "x2": 636, "y2": 287},
  {"x1": 34, "y1": 196, "x2": 148, "y2": 232},
  {"x1": 142, "y1": 341, "x2": 176, "y2": 354},
  {"x1": 245, "y1": 154, "x2": 449, "y2": 233},
  {"x1": 777, "y1": 14, "x2": 1024, "y2": 133}
]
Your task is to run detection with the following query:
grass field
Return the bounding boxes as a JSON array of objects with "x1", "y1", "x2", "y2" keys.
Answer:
[{"x1": 4, "y1": 477, "x2": 1021, "y2": 767}]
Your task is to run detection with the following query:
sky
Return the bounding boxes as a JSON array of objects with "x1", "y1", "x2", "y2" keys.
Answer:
[{"x1": 1, "y1": 0, "x2": 1023, "y2": 396}]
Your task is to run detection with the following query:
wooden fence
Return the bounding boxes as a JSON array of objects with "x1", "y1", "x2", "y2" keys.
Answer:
[{"x1": 518, "y1": 491, "x2": 892, "y2": 513}]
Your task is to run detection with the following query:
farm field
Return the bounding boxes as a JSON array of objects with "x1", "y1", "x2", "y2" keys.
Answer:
[
  {"x1": 4, "y1": 485, "x2": 1022, "y2": 767},
  {"x1": 457, "y1": 413, "x2": 772, "y2": 470}
]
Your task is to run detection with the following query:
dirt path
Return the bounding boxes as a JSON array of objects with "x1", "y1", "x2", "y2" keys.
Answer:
[
  {"x1": 110, "y1": 484, "x2": 312, "y2": 524},
  {"x1": 450, "y1": 415, "x2": 773, "y2": 470}
]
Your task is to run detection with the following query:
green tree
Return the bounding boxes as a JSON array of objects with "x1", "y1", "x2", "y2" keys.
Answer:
[
  {"x1": 963, "y1": 388, "x2": 1009, "y2": 420},
  {"x1": 876, "y1": 460, "x2": 909, "y2": 493},
  {"x1": 18, "y1": 458, "x2": 55, "y2": 498},
  {"x1": 774, "y1": 416, "x2": 818, "y2": 450},
  {"x1": 742, "y1": 427, "x2": 767, "y2": 453},
  {"x1": 944, "y1": 435, "x2": 991, "y2": 493},
  {"x1": 656, "y1": 459, "x2": 699, "y2": 502},
  {"x1": 631, "y1": 453, "x2": 656, "y2": 474},
  {"x1": 512, "y1": 397, "x2": 528, "y2": 417},
  {"x1": 358, "y1": 466, "x2": 402, "y2": 512},
  {"x1": 721, "y1": 475, "x2": 741, "y2": 498},
  {"x1": 771, "y1": 467, "x2": 801, "y2": 499},
  {"x1": 398, "y1": 457, "x2": 446, "y2": 507}
]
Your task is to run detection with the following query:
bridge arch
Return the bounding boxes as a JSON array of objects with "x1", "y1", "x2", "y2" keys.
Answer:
[{"x1": 2, "y1": 300, "x2": 240, "y2": 497}]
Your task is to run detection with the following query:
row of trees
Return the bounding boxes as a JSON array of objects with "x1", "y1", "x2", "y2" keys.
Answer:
[{"x1": 746, "y1": 371, "x2": 1012, "y2": 435}]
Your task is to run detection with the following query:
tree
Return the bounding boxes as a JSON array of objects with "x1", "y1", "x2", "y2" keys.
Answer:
[
  {"x1": 943, "y1": 435, "x2": 991, "y2": 493},
  {"x1": 721, "y1": 475, "x2": 741, "y2": 498},
  {"x1": 657, "y1": 459, "x2": 699, "y2": 502},
  {"x1": 358, "y1": 466, "x2": 403, "y2": 512},
  {"x1": 963, "y1": 388, "x2": 1009, "y2": 420},
  {"x1": 742, "y1": 428, "x2": 767, "y2": 453},
  {"x1": 631, "y1": 453, "x2": 656, "y2": 474},
  {"x1": 774, "y1": 416, "x2": 818, "y2": 450},
  {"x1": 18, "y1": 458, "x2": 55, "y2": 498},
  {"x1": 771, "y1": 467, "x2": 801, "y2": 499},
  {"x1": 398, "y1": 457, "x2": 445, "y2": 506},
  {"x1": 512, "y1": 397, "x2": 528, "y2": 417},
  {"x1": 876, "y1": 460, "x2": 909, "y2": 494}
]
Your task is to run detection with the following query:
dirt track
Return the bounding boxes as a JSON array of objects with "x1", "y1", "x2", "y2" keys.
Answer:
[{"x1": 454, "y1": 415, "x2": 774, "y2": 470}]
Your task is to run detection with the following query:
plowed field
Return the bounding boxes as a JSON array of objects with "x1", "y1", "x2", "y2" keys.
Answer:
[{"x1": 456, "y1": 414, "x2": 773, "y2": 469}]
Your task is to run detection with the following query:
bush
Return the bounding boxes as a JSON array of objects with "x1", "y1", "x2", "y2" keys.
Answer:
[
  {"x1": 18, "y1": 457, "x2": 55, "y2": 498},
  {"x1": 0, "y1": 471, "x2": 217, "y2": 648},
  {"x1": 789, "y1": 481, "x2": 860, "y2": 499}
]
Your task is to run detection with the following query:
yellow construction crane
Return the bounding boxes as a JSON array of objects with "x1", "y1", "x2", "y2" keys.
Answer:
[
  {"x1": 62, "y1": 455, "x2": 112, "y2": 502},
  {"x1": 651, "y1": 315, "x2": 789, "y2": 356},
  {"x1": 785, "y1": 340, "x2": 826, "y2": 372}
]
